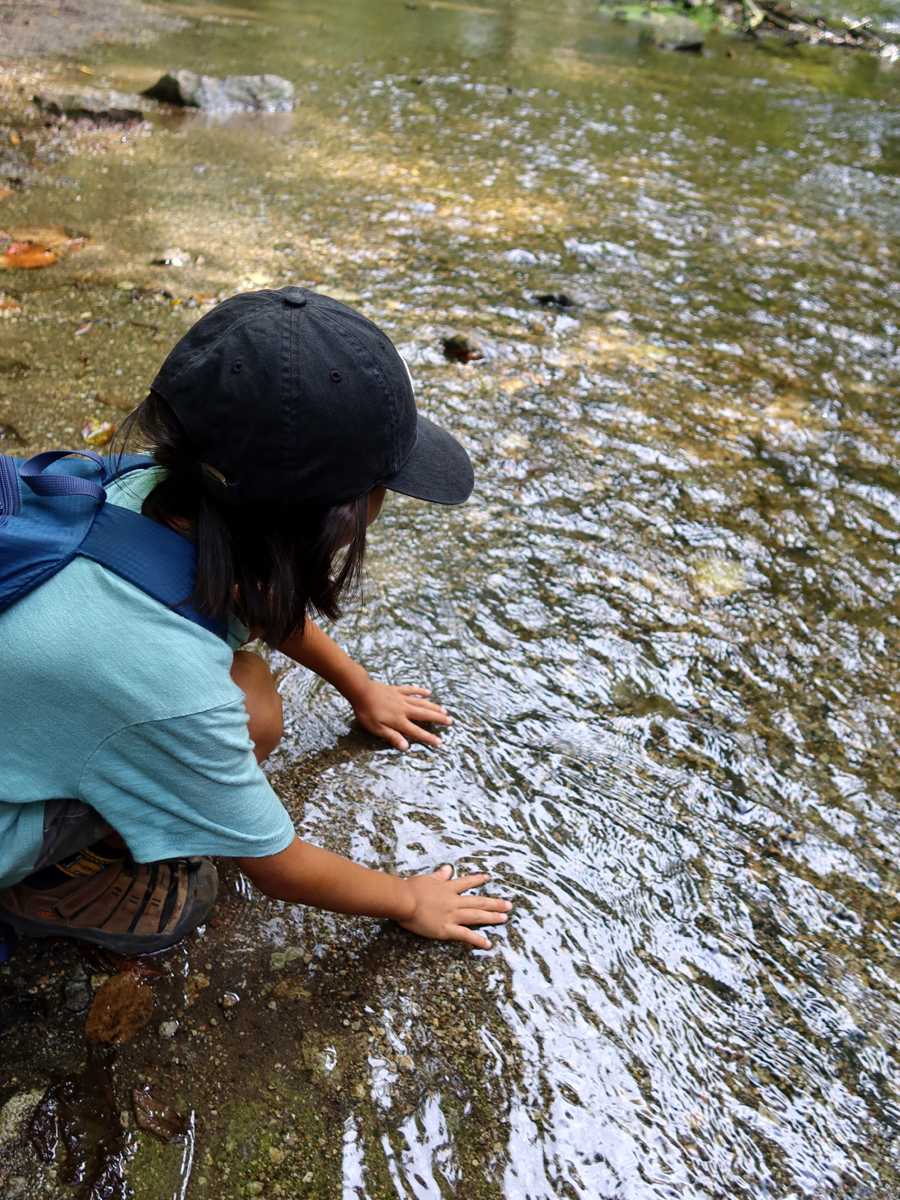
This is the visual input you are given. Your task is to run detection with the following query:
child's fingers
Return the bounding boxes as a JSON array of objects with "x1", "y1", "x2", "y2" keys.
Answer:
[
  {"x1": 449, "y1": 926, "x2": 492, "y2": 949},
  {"x1": 458, "y1": 896, "x2": 511, "y2": 914},
  {"x1": 406, "y1": 702, "x2": 452, "y2": 725},
  {"x1": 378, "y1": 726, "x2": 410, "y2": 751},
  {"x1": 398, "y1": 685, "x2": 433, "y2": 697},
  {"x1": 398, "y1": 720, "x2": 443, "y2": 747},
  {"x1": 449, "y1": 872, "x2": 490, "y2": 893},
  {"x1": 454, "y1": 907, "x2": 509, "y2": 926}
]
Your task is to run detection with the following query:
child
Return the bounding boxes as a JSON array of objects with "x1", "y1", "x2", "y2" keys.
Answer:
[{"x1": 0, "y1": 287, "x2": 511, "y2": 954}]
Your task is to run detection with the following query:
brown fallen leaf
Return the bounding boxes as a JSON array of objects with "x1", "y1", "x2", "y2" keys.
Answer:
[
  {"x1": 6, "y1": 225, "x2": 93, "y2": 253},
  {"x1": 0, "y1": 187, "x2": 14, "y2": 201},
  {"x1": 0, "y1": 243, "x2": 57, "y2": 269},
  {"x1": 105, "y1": 949, "x2": 166, "y2": 979},
  {"x1": 0, "y1": 225, "x2": 92, "y2": 270},
  {"x1": 133, "y1": 1090, "x2": 187, "y2": 1141},
  {"x1": 85, "y1": 972, "x2": 154, "y2": 1044},
  {"x1": 81, "y1": 418, "x2": 115, "y2": 446}
]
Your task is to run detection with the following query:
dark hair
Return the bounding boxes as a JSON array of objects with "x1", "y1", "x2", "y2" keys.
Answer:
[{"x1": 114, "y1": 394, "x2": 369, "y2": 648}]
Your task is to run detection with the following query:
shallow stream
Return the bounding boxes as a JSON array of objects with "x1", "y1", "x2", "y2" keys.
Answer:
[{"x1": 5, "y1": 0, "x2": 900, "y2": 1195}]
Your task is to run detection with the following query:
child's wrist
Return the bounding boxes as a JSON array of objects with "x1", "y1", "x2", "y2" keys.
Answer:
[
  {"x1": 339, "y1": 661, "x2": 372, "y2": 707},
  {"x1": 388, "y1": 876, "x2": 417, "y2": 923}
]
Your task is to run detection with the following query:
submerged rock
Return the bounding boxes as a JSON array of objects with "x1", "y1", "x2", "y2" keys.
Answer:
[
  {"x1": 33, "y1": 89, "x2": 143, "y2": 122},
  {"x1": 535, "y1": 292, "x2": 576, "y2": 309},
  {"x1": 0, "y1": 1090, "x2": 45, "y2": 1149},
  {"x1": 0, "y1": 148, "x2": 38, "y2": 190},
  {"x1": 442, "y1": 332, "x2": 483, "y2": 364},
  {"x1": 638, "y1": 16, "x2": 705, "y2": 50},
  {"x1": 693, "y1": 555, "x2": 747, "y2": 598},
  {"x1": 143, "y1": 70, "x2": 295, "y2": 114}
]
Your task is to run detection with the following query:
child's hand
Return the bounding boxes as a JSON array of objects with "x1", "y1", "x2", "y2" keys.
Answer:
[
  {"x1": 398, "y1": 865, "x2": 511, "y2": 949},
  {"x1": 351, "y1": 678, "x2": 453, "y2": 750}
]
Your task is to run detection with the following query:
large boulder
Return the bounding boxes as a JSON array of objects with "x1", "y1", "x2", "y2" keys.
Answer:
[
  {"x1": 143, "y1": 70, "x2": 295, "y2": 114},
  {"x1": 33, "y1": 89, "x2": 143, "y2": 122}
]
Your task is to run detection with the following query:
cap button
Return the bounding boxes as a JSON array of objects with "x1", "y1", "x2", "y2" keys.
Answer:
[{"x1": 282, "y1": 288, "x2": 308, "y2": 308}]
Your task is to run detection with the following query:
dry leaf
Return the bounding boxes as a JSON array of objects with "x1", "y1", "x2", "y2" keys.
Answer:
[
  {"x1": 132, "y1": 1090, "x2": 187, "y2": 1141},
  {"x1": 6, "y1": 225, "x2": 92, "y2": 252},
  {"x1": 105, "y1": 949, "x2": 166, "y2": 980},
  {"x1": 0, "y1": 225, "x2": 92, "y2": 270},
  {"x1": 0, "y1": 244, "x2": 56, "y2": 269},
  {"x1": 81, "y1": 419, "x2": 115, "y2": 446},
  {"x1": 85, "y1": 972, "x2": 154, "y2": 1044}
]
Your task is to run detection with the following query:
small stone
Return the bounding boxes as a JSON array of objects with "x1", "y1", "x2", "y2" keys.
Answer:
[
  {"x1": 65, "y1": 978, "x2": 91, "y2": 1011},
  {"x1": 302, "y1": 1173, "x2": 314, "y2": 1184},
  {"x1": 220, "y1": 991, "x2": 240, "y2": 1009},
  {"x1": 268, "y1": 1146, "x2": 285, "y2": 1164},
  {"x1": 90, "y1": 973, "x2": 110, "y2": 990},
  {"x1": 268, "y1": 1000, "x2": 277, "y2": 1010},
  {"x1": 185, "y1": 972, "x2": 210, "y2": 1005},
  {"x1": 0, "y1": 1090, "x2": 45, "y2": 1148},
  {"x1": 442, "y1": 332, "x2": 483, "y2": 364},
  {"x1": 246, "y1": 1183, "x2": 265, "y2": 1197},
  {"x1": 159, "y1": 1020, "x2": 179, "y2": 1040},
  {"x1": 693, "y1": 556, "x2": 747, "y2": 599},
  {"x1": 116, "y1": 280, "x2": 137, "y2": 291},
  {"x1": 152, "y1": 247, "x2": 192, "y2": 267}
]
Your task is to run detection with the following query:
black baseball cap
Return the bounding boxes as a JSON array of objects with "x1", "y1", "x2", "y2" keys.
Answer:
[{"x1": 149, "y1": 286, "x2": 474, "y2": 508}]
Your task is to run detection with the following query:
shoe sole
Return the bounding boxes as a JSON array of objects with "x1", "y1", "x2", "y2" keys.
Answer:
[{"x1": 0, "y1": 860, "x2": 219, "y2": 956}]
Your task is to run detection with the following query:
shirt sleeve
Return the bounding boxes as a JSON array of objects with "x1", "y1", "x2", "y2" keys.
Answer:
[{"x1": 78, "y1": 700, "x2": 295, "y2": 863}]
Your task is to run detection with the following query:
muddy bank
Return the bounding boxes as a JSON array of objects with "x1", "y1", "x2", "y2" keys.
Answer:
[{"x1": 0, "y1": 0, "x2": 183, "y2": 60}]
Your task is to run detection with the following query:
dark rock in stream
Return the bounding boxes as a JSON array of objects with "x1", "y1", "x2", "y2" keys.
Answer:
[
  {"x1": 638, "y1": 16, "x2": 705, "y2": 50},
  {"x1": 33, "y1": 89, "x2": 143, "y2": 123},
  {"x1": 143, "y1": 70, "x2": 296, "y2": 114},
  {"x1": 535, "y1": 292, "x2": 577, "y2": 309},
  {"x1": 442, "y1": 332, "x2": 484, "y2": 364},
  {"x1": 0, "y1": 149, "x2": 38, "y2": 190}
]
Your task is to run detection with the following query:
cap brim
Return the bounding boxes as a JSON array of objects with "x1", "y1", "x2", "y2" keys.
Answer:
[{"x1": 378, "y1": 414, "x2": 474, "y2": 505}]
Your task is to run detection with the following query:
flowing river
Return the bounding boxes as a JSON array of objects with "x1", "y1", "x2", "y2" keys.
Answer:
[{"x1": 4, "y1": 0, "x2": 900, "y2": 1195}]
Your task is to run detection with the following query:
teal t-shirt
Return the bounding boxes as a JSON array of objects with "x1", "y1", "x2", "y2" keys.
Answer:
[{"x1": 0, "y1": 465, "x2": 295, "y2": 888}]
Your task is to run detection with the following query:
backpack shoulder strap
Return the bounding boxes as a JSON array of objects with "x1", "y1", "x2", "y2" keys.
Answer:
[{"x1": 79, "y1": 504, "x2": 229, "y2": 642}]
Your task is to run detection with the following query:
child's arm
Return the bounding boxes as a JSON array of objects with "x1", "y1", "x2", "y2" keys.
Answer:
[
  {"x1": 234, "y1": 838, "x2": 510, "y2": 949},
  {"x1": 279, "y1": 620, "x2": 452, "y2": 751}
]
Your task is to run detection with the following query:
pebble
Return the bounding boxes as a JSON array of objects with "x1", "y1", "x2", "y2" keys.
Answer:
[
  {"x1": 64, "y1": 979, "x2": 91, "y2": 1011},
  {"x1": 0, "y1": 1091, "x2": 45, "y2": 1148},
  {"x1": 221, "y1": 991, "x2": 240, "y2": 1009},
  {"x1": 159, "y1": 1020, "x2": 179, "y2": 1040},
  {"x1": 269, "y1": 946, "x2": 303, "y2": 971}
]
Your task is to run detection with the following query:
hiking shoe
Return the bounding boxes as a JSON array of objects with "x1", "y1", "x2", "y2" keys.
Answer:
[{"x1": 0, "y1": 851, "x2": 218, "y2": 954}]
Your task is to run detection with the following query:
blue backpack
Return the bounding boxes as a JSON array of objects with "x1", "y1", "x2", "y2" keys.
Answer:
[{"x1": 0, "y1": 449, "x2": 228, "y2": 640}]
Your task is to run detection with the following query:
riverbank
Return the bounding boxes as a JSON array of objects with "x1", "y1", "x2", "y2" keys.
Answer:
[{"x1": 0, "y1": 0, "x2": 183, "y2": 60}]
